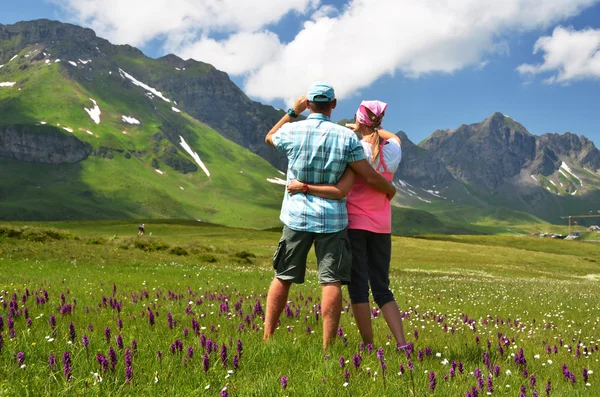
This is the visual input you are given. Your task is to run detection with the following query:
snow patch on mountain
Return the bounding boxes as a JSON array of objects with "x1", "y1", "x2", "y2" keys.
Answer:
[
  {"x1": 267, "y1": 177, "x2": 287, "y2": 185},
  {"x1": 179, "y1": 136, "x2": 210, "y2": 177},
  {"x1": 118, "y1": 68, "x2": 171, "y2": 103},
  {"x1": 530, "y1": 175, "x2": 538, "y2": 182},
  {"x1": 63, "y1": 127, "x2": 73, "y2": 133},
  {"x1": 172, "y1": 107, "x2": 181, "y2": 113},
  {"x1": 122, "y1": 115, "x2": 140, "y2": 125},
  {"x1": 9, "y1": 55, "x2": 17, "y2": 62},
  {"x1": 68, "y1": 61, "x2": 77, "y2": 67},
  {"x1": 560, "y1": 162, "x2": 583, "y2": 186},
  {"x1": 84, "y1": 98, "x2": 101, "y2": 124},
  {"x1": 0, "y1": 82, "x2": 16, "y2": 87}
]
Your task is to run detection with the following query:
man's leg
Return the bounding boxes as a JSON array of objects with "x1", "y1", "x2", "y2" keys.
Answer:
[
  {"x1": 264, "y1": 226, "x2": 311, "y2": 341},
  {"x1": 263, "y1": 278, "x2": 292, "y2": 341},
  {"x1": 314, "y1": 228, "x2": 352, "y2": 349},
  {"x1": 321, "y1": 281, "x2": 342, "y2": 349}
]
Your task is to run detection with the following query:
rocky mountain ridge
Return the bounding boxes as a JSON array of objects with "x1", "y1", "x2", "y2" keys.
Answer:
[{"x1": 0, "y1": 19, "x2": 288, "y2": 170}]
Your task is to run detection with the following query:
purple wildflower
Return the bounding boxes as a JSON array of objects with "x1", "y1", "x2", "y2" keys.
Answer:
[
  {"x1": 104, "y1": 327, "x2": 111, "y2": 343},
  {"x1": 202, "y1": 354, "x2": 209, "y2": 372},
  {"x1": 233, "y1": 355, "x2": 239, "y2": 369},
  {"x1": 407, "y1": 360, "x2": 414, "y2": 371},
  {"x1": 63, "y1": 351, "x2": 72, "y2": 381},
  {"x1": 520, "y1": 385, "x2": 527, "y2": 397},
  {"x1": 429, "y1": 372, "x2": 437, "y2": 391},
  {"x1": 399, "y1": 363, "x2": 405, "y2": 375},
  {"x1": 68, "y1": 322, "x2": 76, "y2": 342},
  {"x1": 109, "y1": 347, "x2": 117, "y2": 370},
  {"x1": 583, "y1": 368, "x2": 589, "y2": 383},
  {"x1": 48, "y1": 353, "x2": 56, "y2": 371},
  {"x1": 377, "y1": 348, "x2": 385, "y2": 361},
  {"x1": 339, "y1": 356, "x2": 345, "y2": 368},
  {"x1": 148, "y1": 308, "x2": 155, "y2": 326},
  {"x1": 530, "y1": 375, "x2": 537, "y2": 388},
  {"x1": 221, "y1": 344, "x2": 228, "y2": 366},
  {"x1": 414, "y1": 329, "x2": 419, "y2": 340},
  {"x1": 281, "y1": 376, "x2": 288, "y2": 389},
  {"x1": 344, "y1": 369, "x2": 350, "y2": 383},
  {"x1": 487, "y1": 374, "x2": 493, "y2": 393},
  {"x1": 82, "y1": 334, "x2": 89, "y2": 349},
  {"x1": 125, "y1": 365, "x2": 133, "y2": 384},
  {"x1": 353, "y1": 354, "x2": 362, "y2": 369},
  {"x1": 17, "y1": 351, "x2": 25, "y2": 365},
  {"x1": 494, "y1": 365, "x2": 501, "y2": 377},
  {"x1": 546, "y1": 380, "x2": 551, "y2": 396},
  {"x1": 236, "y1": 339, "x2": 243, "y2": 357},
  {"x1": 188, "y1": 346, "x2": 194, "y2": 358},
  {"x1": 116, "y1": 334, "x2": 124, "y2": 349}
]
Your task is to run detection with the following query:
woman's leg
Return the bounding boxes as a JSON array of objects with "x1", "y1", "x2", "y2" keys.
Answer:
[
  {"x1": 347, "y1": 229, "x2": 373, "y2": 344},
  {"x1": 367, "y1": 233, "x2": 407, "y2": 346},
  {"x1": 380, "y1": 301, "x2": 407, "y2": 346}
]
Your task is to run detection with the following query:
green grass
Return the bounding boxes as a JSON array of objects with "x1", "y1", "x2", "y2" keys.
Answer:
[{"x1": 0, "y1": 222, "x2": 599, "y2": 395}]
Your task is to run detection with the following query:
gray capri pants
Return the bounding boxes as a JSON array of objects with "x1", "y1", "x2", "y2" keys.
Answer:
[{"x1": 347, "y1": 229, "x2": 395, "y2": 308}]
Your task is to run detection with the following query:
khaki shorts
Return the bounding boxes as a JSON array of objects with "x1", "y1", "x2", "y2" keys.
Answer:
[{"x1": 273, "y1": 225, "x2": 352, "y2": 284}]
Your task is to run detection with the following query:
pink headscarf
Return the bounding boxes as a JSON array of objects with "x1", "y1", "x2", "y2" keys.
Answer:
[{"x1": 355, "y1": 100, "x2": 388, "y2": 127}]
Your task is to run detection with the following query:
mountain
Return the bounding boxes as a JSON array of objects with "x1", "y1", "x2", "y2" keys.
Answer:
[
  {"x1": 0, "y1": 19, "x2": 286, "y2": 228},
  {"x1": 0, "y1": 19, "x2": 288, "y2": 170},
  {"x1": 399, "y1": 112, "x2": 600, "y2": 224}
]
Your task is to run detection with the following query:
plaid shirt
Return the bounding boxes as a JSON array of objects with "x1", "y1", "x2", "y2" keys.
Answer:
[{"x1": 272, "y1": 113, "x2": 366, "y2": 233}]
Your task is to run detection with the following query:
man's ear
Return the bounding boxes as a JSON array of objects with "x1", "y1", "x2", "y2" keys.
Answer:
[{"x1": 331, "y1": 99, "x2": 337, "y2": 109}]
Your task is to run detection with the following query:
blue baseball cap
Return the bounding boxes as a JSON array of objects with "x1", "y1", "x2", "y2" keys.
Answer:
[{"x1": 307, "y1": 81, "x2": 335, "y2": 102}]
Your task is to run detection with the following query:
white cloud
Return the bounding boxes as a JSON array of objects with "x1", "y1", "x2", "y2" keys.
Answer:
[
  {"x1": 243, "y1": 0, "x2": 599, "y2": 103},
  {"x1": 517, "y1": 26, "x2": 600, "y2": 83},
  {"x1": 53, "y1": 0, "x2": 599, "y2": 103},
  {"x1": 176, "y1": 31, "x2": 283, "y2": 75},
  {"x1": 52, "y1": 0, "x2": 319, "y2": 46}
]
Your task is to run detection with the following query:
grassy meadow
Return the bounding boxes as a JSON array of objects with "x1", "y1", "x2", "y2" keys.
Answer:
[{"x1": 0, "y1": 221, "x2": 599, "y2": 396}]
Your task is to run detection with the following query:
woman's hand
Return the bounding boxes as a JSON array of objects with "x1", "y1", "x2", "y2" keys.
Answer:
[
  {"x1": 287, "y1": 179, "x2": 304, "y2": 195},
  {"x1": 345, "y1": 122, "x2": 358, "y2": 131}
]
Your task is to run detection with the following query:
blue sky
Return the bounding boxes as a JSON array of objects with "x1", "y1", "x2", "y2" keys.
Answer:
[{"x1": 2, "y1": 0, "x2": 600, "y2": 146}]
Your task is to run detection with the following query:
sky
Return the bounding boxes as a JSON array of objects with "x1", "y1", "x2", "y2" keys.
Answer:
[{"x1": 1, "y1": 0, "x2": 600, "y2": 146}]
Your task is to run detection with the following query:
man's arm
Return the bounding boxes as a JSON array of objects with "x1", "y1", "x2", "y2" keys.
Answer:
[
  {"x1": 265, "y1": 95, "x2": 308, "y2": 148},
  {"x1": 287, "y1": 167, "x2": 356, "y2": 199},
  {"x1": 348, "y1": 159, "x2": 396, "y2": 199}
]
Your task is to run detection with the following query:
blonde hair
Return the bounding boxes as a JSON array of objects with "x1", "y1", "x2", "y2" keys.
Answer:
[{"x1": 361, "y1": 107, "x2": 384, "y2": 165}]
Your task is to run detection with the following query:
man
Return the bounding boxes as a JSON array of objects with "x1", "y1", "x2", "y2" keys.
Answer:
[
  {"x1": 137, "y1": 224, "x2": 145, "y2": 237},
  {"x1": 264, "y1": 82, "x2": 397, "y2": 349}
]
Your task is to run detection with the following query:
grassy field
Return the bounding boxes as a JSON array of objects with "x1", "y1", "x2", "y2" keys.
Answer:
[{"x1": 1, "y1": 221, "x2": 599, "y2": 396}]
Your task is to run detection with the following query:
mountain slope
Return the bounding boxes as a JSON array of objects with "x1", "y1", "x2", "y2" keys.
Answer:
[
  {"x1": 407, "y1": 112, "x2": 600, "y2": 222},
  {"x1": 0, "y1": 21, "x2": 286, "y2": 228},
  {"x1": 0, "y1": 19, "x2": 288, "y2": 170}
]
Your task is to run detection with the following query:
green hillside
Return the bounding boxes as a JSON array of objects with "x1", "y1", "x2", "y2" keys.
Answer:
[{"x1": 0, "y1": 44, "x2": 285, "y2": 228}]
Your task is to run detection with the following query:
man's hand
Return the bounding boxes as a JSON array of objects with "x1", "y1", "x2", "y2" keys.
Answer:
[
  {"x1": 293, "y1": 95, "x2": 308, "y2": 116},
  {"x1": 287, "y1": 179, "x2": 304, "y2": 195}
]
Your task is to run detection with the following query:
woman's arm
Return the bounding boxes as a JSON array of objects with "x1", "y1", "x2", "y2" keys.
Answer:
[
  {"x1": 378, "y1": 129, "x2": 401, "y2": 145},
  {"x1": 287, "y1": 167, "x2": 356, "y2": 199}
]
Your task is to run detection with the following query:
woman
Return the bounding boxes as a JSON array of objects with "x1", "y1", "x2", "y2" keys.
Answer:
[{"x1": 287, "y1": 100, "x2": 407, "y2": 348}]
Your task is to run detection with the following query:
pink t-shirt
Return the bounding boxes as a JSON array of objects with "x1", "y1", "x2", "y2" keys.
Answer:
[{"x1": 347, "y1": 139, "x2": 401, "y2": 233}]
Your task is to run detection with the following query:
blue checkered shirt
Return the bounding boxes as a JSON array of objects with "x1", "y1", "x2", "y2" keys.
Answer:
[{"x1": 272, "y1": 113, "x2": 366, "y2": 233}]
